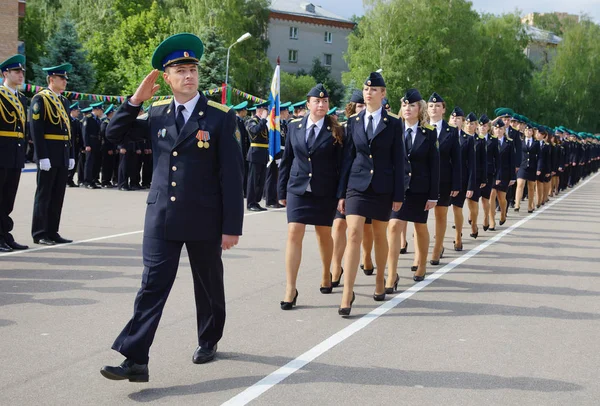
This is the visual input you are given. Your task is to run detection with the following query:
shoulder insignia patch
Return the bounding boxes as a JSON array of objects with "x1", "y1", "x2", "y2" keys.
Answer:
[
  {"x1": 85, "y1": 114, "x2": 92, "y2": 118},
  {"x1": 235, "y1": 127, "x2": 241, "y2": 144},
  {"x1": 423, "y1": 123, "x2": 434, "y2": 130},
  {"x1": 478, "y1": 134, "x2": 485, "y2": 139},
  {"x1": 32, "y1": 102, "x2": 40, "y2": 114},
  {"x1": 349, "y1": 113, "x2": 358, "y2": 118},
  {"x1": 152, "y1": 99, "x2": 171, "y2": 107},
  {"x1": 207, "y1": 100, "x2": 230, "y2": 113},
  {"x1": 290, "y1": 118, "x2": 302, "y2": 123},
  {"x1": 491, "y1": 134, "x2": 498, "y2": 139},
  {"x1": 32, "y1": 114, "x2": 40, "y2": 120},
  {"x1": 507, "y1": 137, "x2": 513, "y2": 142}
]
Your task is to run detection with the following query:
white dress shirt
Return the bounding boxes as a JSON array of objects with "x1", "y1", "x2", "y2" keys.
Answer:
[
  {"x1": 173, "y1": 92, "x2": 200, "y2": 125},
  {"x1": 3, "y1": 83, "x2": 18, "y2": 95},
  {"x1": 364, "y1": 107, "x2": 383, "y2": 134}
]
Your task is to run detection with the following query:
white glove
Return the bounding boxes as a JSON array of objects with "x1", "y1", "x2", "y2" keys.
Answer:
[
  {"x1": 68, "y1": 159, "x2": 75, "y2": 170},
  {"x1": 39, "y1": 158, "x2": 51, "y2": 171}
]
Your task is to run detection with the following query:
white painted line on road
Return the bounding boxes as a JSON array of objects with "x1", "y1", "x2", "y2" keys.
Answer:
[
  {"x1": 0, "y1": 207, "x2": 285, "y2": 258},
  {"x1": 221, "y1": 172, "x2": 599, "y2": 406}
]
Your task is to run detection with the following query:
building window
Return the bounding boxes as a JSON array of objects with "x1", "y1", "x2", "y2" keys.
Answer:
[
  {"x1": 289, "y1": 50, "x2": 298, "y2": 63},
  {"x1": 290, "y1": 27, "x2": 298, "y2": 40},
  {"x1": 325, "y1": 32, "x2": 332, "y2": 43},
  {"x1": 324, "y1": 54, "x2": 332, "y2": 66}
]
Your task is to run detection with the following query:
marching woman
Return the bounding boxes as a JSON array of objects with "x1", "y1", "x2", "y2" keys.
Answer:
[
  {"x1": 466, "y1": 113, "x2": 488, "y2": 238},
  {"x1": 449, "y1": 107, "x2": 476, "y2": 251},
  {"x1": 550, "y1": 134, "x2": 563, "y2": 197},
  {"x1": 488, "y1": 120, "x2": 516, "y2": 230},
  {"x1": 336, "y1": 72, "x2": 404, "y2": 316},
  {"x1": 278, "y1": 84, "x2": 345, "y2": 310},
  {"x1": 478, "y1": 115, "x2": 499, "y2": 232},
  {"x1": 331, "y1": 91, "x2": 372, "y2": 287},
  {"x1": 514, "y1": 122, "x2": 540, "y2": 213},
  {"x1": 539, "y1": 127, "x2": 553, "y2": 205},
  {"x1": 387, "y1": 89, "x2": 439, "y2": 284},
  {"x1": 427, "y1": 93, "x2": 461, "y2": 265},
  {"x1": 535, "y1": 127, "x2": 551, "y2": 208}
]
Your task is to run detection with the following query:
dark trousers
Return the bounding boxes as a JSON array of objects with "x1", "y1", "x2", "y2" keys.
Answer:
[
  {"x1": 0, "y1": 168, "x2": 21, "y2": 243},
  {"x1": 84, "y1": 147, "x2": 101, "y2": 184},
  {"x1": 76, "y1": 151, "x2": 86, "y2": 185},
  {"x1": 132, "y1": 152, "x2": 142, "y2": 186},
  {"x1": 112, "y1": 237, "x2": 225, "y2": 364},
  {"x1": 67, "y1": 146, "x2": 79, "y2": 184},
  {"x1": 243, "y1": 161, "x2": 249, "y2": 197},
  {"x1": 32, "y1": 166, "x2": 68, "y2": 240},
  {"x1": 101, "y1": 150, "x2": 116, "y2": 185},
  {"x1": 246, "y1": 162, "x2": 266, "y2": 207},
  {"x1": 142, "y1": 153, "x2": 153, "y2": 186},
  {"x1": 506, "y1": 181, "x2": 516, "y2": 205},
  {"x1": 264, "y1": 162, "x2": 279, "y2": 205},
  {"x1": 117, "y1": 151, "x2": 136, "y2": 188}
]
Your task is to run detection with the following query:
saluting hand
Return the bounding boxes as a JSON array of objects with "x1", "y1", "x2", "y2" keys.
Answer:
[
  {"x1": 392, "y1": 202, "x2": 402, "y2": 212},
  {"x1": 222, "y1": 235, "x2": 239, "y2": 250},
  {"x1": 130, "y1": 69, "x2": 161, "y2": 105}
]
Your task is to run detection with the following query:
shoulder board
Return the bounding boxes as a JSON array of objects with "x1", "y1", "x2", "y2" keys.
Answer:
[
  {"x1": 18, "y1": 91, "x2": 25, "y2": 97},
  {"x1": 85, "y1": 114, "x2": 92, "y2": 118},
  {"x1": 478, "y1": 134, "x2": 485, "y2": 139},
  {"x1": 422, "y1": 123, "x2": 434, "y2": 130},
  {"x1": 137, "y1": 113, "x2": 149, "y2": 120},
  {"x1": 290, "y1": 118, "x2": 302, "y2": 123},
  {"x1": 152, "y1": 99, "x2": 172, "y2": 107},
  {"x1": 387, "y1": 112, "x2": 399, "y2": 119},
  {"x1": 349, "y1": 113, "x2": 358, "y2": 118},
  {"x1": 207, "y1": 100, "x2": 230, "y2": 113},
  {"x1": 491, "y1": 134, "x2": 498, "y2": 139},
  {"x1": 506, "y1": 137, "x2": 513, "y2": 142}
]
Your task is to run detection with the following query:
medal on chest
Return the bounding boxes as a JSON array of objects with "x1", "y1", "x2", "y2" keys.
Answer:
[{"x1": 196, "y1": 130, "x2": 211, "y2": 148}]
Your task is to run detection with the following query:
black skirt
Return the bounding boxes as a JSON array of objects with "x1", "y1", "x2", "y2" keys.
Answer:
[
  {"x1": 452, "y1": 182, "x2": 468, "y2": 208},
  {"x1": 345, "y1": 186, "x2": 392, "y2": 222},
  {"x1": 467, "y1": 181, "x2": 483, "y2": 202},
  {"x1": 517, "y1": 166, "x2": 537, "y2": 181},
  {"x1": 437, "y1": 182, "x2": 452, "y2": 207},
  {"x1": 493, "y1": 179, "x2": 510, "y2": 192},
  {"x1": 480, "y1": 175, "x2": 494, "y2": 199},
  {"x1": 390, "y1": 190, "x2": 429, "y2": 224},
  {"x1": 286, "y1": 191, "x2": 337, "y2": 226}
]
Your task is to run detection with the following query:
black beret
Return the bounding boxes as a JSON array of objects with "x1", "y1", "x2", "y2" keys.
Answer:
[
  {"x1": 364, "y1": 72, "x2": 386, "y2": 87},
  {"x1": 349, "y1": 90, "x2": 364, "y2": 104},
  {"x1": 307, "y1": 83, "x2": 329, "y2": 98},
  {"x1": 428, "y1": 92, "x2": 444, "y2": 103},
  {"x1": 451, "y1": 106, "x2": 464, "y2": 117},
  {"x1": 465, "y1": 112, "x2": 477, "y2": 122},
  {"x1": 401, "y1": 88, "x2": 423, "y2": 104}
]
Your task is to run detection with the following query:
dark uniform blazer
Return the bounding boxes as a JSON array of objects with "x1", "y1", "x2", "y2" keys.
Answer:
[
  {"x1": 485, "y1": 135, "x2": 500, "y2": 178},
  {"x1": 245, "y1": 116, "x2": 269, "y2": 164},
  {"x1": 338, "y1": 109, "x2": 405, "y2": 203},
  {"x1": 404, "y1": 122, "x2": 440, "y2": 200},
  {"x1": 106, "y1": 95, "x2": 244, "y2": 242},
  {"x1": 278, "y1": 115, "x2": 343, "y2": 199},
  {"x1": 0, "y1": 89, "x2": 27, "y2": 168},
  {"x1": 496, "y1": 137, "x2": 516, "y2": 183},
  {"x1": 538, "y1": 141, "x2": 551, "y2": 175},
  {"x1": 82, "y1": 113, "x2": 102, "y2": 150},
  {"x1": 520, "y1": 137, "x2": 540, "y2": 173},
  {"x1": 508, "y1": 126, "x2": 523, "y2": 168},
  {"x1": 100, "y1": 118, "x2": 117, "y2": 154},
  {"x1": 29, "y1": 90, "x2": 74, "y2": 167},
  {"x1": 70, "y1": 116, "x2": 83, "y2": 153},
  {"x1": 235, "y1": 115, "x2": 250, "y2": 160},
  {"x1": 473, "y1": 134, "x2": 488, "y2": 184},
  {"x1": 457, "y1": 129, "x2": 477, "y2": 191},
  {"x1": 438, "y1": 121, "x2": 462, "y2": 191}
]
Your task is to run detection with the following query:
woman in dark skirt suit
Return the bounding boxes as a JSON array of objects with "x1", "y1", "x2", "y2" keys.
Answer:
[
  {"x1": 427, "y1": 93, "x2": 461, "y2": 264},
  {"x1": 466, "y1": 113, "x2": 488, "y2": 239},
  {"x1": 478, "y1": 114, "x2": 499, "y2": 232},
  {"x1": 278, "y1": 84, "x2": 344, "y2": 310},
  {"x1": 488, "y1": 119, "x2": 515, "y2": 229},
  {"x1": 536, "y1": 127, "x2": 552, "y2": 207},
  {"x1": 388, "y1": 89, "x2": 439, "y2": 283},
  {"x1": 337, "y1": 72, "x2": 405, "y2": 315},
  {"x1": 449, "y1": 107, "x2": 476, "y2": 251},
  {"x1": 515, "y1": 123, "x2": 539, "y2": 213}
]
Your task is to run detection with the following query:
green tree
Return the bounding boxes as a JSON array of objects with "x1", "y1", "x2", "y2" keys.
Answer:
[
  {"x1": 33, "y1": 18, "x2": 96, "y2": 92},
  {"x1": 18, "y1": 0, "x2": 48, "y2": 80},
  {"x1": 309, "y1": 58, "x2": 344, "y2": 106},
  {"x1": 280, "y1": 71, "x2": 316, "y2": 102},
  {"x1": 532, "y1": 13, "x2": 564, "y2": 35},
  {"x1": 198, "y1": 28, "x2": 227, "y2": 90}
]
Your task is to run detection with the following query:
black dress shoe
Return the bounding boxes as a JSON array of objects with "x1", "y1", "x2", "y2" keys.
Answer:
[
  {"x1": 280, "y1": 289, "x2": 298, "y2": 310},
  {"x1": 499, "y1": 219, "x2": 506, "y2": 226},
  {"x1": 100, "y1": 359, "x2": 149, "y2": 382},
  {"x1": 360, "y1": 264, "x2": 374, "y2": 276},
  {"x1": 7, "y1": 240, "x2": 28, "y2": 250},
  {"x1": 34, "y1": 238, "x2": 56, "y2": 246},
  {"x1": 248, "y1": 204, "x2": 266, "y2": 212},
  {"x1": 488, "y1": 227, "x2": 496, "y2": 231},
  {"x1": 483, "y1": 225, "x2": 489, "y2": 231},
  {"x1": 331, "y1": 268, "x2": 343, "y2": 288},
  {"x1": 119, "y1": 186, "x2": 130, "y2": 191},
  {"x1": 400, "y1": 242, "x2": 408, "y2": 254},
  {"x1": 67, "y1": 181, "x2": 77, "y2": 188},
  {"x1": 528, "y1": 209, "x2": 534, "y2": 213},
  {"x1": 0, "y1": 242, "x2": 13, "y2": 252},
  {"x1": 266, "y1": 203, "x2": 284, "y2": 209},
  {"x1": 86, "y1": 183, "x2": 100, "y2": 189},
  {"x1": 192, "y1": 344, "x2": 217, "y2": 364},
  {"x1": 101, "y1": 183, "x2": 113, "y2": 188},
  {"x1": 514, "y1": 207, "x2": 520, "y2": 212},
  {"x1": 338, "y1": 292, "x2": 355, "y2": 317},
  {"x1": 413, "y1": 273, "x2": 426, "y2": 282},
  {"x1": 51, "y1": 235, "x2": 73, "y2": 244}
]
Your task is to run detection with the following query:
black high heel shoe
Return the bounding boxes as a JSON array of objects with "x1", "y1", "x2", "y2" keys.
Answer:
[
  {"x1": 331, "y1": 268, "x2": 343, "y2": 288},
  {"x1": 338, "y1": 292, "x2": 355, "y2": 317},
  {"x1": 385, "y1": 274, "x2": 399, "y2": 294},
  {"x1": 320, "y1": 273, "x2": 333, "y2": 294},
  {"x1": 470, "y1": 227, "x2": 479, "y2": 239},
  {"x1": 280, "y1": 289, "x2": 298, "y2": 310},
  {"x1": 499, "y1": 219, "x2": 506, "y2": 226},
  {"x1": 483, "y1": 224, "x2": 489, "y2": 231},
  {"x1": 413, "y1": 272, "x2": 426, "y2": 282},
  {"x1": 400, "y1": 242, "x2": 408, "y2": 254},
  {"x1": 373, "y1": 279, "x2": 386, "y2": 301},
  {"x1": 453, "y1": 241, "x2": 463, "y2": 251},
  {"x1": 430, "y1": 247, "x2": 445, "y2": 265},
  {"x1": 360, "y1": 264, "x2": 374, "y2": 276}
]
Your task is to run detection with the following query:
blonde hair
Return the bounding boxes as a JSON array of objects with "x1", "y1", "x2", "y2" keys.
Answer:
[{"x1": 398, "y1": 99, "x2": 428, "y2": 124}]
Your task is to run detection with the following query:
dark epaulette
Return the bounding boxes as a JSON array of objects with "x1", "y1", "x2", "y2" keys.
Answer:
[{"x1": 207, "y1": 100, "x2": 230, "y2": 113}]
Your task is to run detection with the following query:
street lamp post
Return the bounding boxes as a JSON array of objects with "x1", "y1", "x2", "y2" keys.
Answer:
[{"x1": 225, "y1": 32, "x2": 252, "y2": 87}]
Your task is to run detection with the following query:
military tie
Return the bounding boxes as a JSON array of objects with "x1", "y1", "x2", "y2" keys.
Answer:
[
  {"x1": 527, "y1": 139, "x2": 531, "y2": 148},
  {"x1": 405, "y1": 128, "x2": 413, "y2": 154},
  {"x1": 307, "y1": 124, "x2": 316, "y2": 151},
  {"x1": 175, "y1": 105, "x2": 186, "y2": 134},
  {"x1": 366, "y1": 115, "x2": 374, "y2": 140}
]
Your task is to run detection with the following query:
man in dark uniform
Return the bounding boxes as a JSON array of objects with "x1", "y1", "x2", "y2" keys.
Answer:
[
  {"x1": 76, "y1": 107, "x2": 90, "y2": 186},
  {"x1": 100, "y1": 104, "x2": 117, "y2": 187},
  {"x1": 245, "y1": 100, "x2": 269, "y2": 211},
  {"x1": 30, "y1": 63, "x2": 75, "y2": 245},
  {"x1": 233, "y1": 101, "x2": 250, "y2": 196},
  {"x1": 82, "y1": 102, "x2": 104, "y2": 189},
  {"x1": 264, "y1": 101, "x2": 291, "y2": 209},
  {"x1": 0, "y1": 54, "x2": 29, "y2": 251},
  {"x1": 67, "y1": 102, "x2": 83, "y2": 187},
  {"x1": 100, "y1": 33, "x2": 244, "y2": 382}
]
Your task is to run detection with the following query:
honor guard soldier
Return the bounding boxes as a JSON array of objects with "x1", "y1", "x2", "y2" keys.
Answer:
[
  {"x1": 246, "y1": 100, "x2": 270, "y2": 211},
  {"x1": 233, "y1": 101, "x2": 250, "y2": 195},
  {"x1": 82, "y1": 101, "x2": 104, "y2": 188},
  {"x1": 30, "y1": 63, "x2": 75, "y2": 245},
  {"x1": 100, "y1": 104, "x2": 117, "y2": 187},
  {"x1": 67, "y1": 102, "x2": 83, "y2": 187},
  {"x1": 0, "y1": 54, "x2": 29, "y2": 251},
  {"x1": 100, "y1": 33, "x2": 244, "y2": 382}
]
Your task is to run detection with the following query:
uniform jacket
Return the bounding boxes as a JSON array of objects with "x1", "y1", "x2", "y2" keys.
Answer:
[
  {"x1": 100, "y1": 118, "x2": 117, "y2": 153},
  {"x1": 473, "y1": 134, "x2": 488, "y2": 184},
  {"x1": 235, "y1": 115, "x2": 250, "y2": 159},
  {"x1": 538, "y1": 141, "x2": 551, "y2": 175},
  {"x1": 245, "y1": 116, "x2": 269, "y2": 164},
  {"x1": 0, "y1": 88, "x2": 27, "y2": 169},
  {"x1": 520, "y1": 137, "x2": 540, "y2": 172},
  {"x1": 338, "y1": 109, "x2": 405, "y2": 202},
  {"x1": 495, "y1": 136, "x2": 516, "y2": 182},
  {"x1": 403, "y1": 122, "x2": 440, "y2": 200},
  {"x1": 437, "y1": 121, "x2": 462, "y2": 191},
  {"x1": 70, "y1": 116, "x2": 83, "y2": 152},
  {"x1": 82, "y1": 113, "x2": 102, "y2": 149},
  {"x1": 278, "y1": 115, "x2": 344, "y2": 199},
  {"x1": 485, "y1": 135, "x2": 500, "y2": 178},
  {"x1": 457, "y1": 129, "x2": 477, "y2": 191},
  {"x1": 106, "y1": 94, "x2": 244, "y2": 241},
  {"x1": 508, "y1": 126, "x2": 523, "y2": 168},
  {"x1": 29, "y1": 89, "x2": 74, "y2": 167}
]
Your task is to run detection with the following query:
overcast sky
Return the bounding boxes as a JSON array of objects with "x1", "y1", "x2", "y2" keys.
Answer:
[{"x1": 316, "y1": 0, "x2": 600, "y2": 23}]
